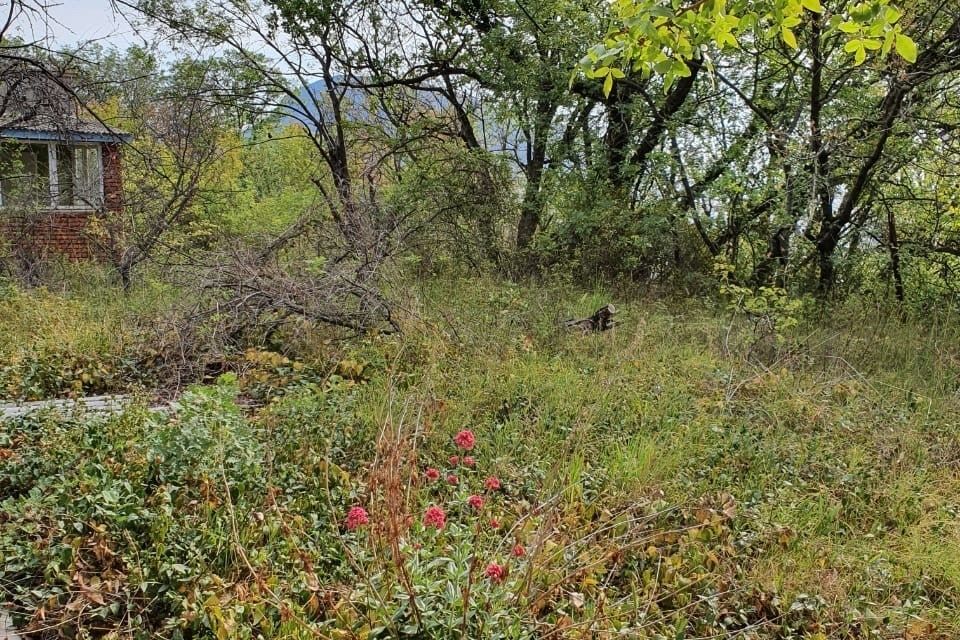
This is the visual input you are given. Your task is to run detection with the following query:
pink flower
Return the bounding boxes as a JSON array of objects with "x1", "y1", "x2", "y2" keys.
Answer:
[
  {"x1": 484, "y1": 476, "x2": 501, "y2": 491},
  {"x1": 449, "y1": 455, "x2": 460, "y2": 466},
  {"x1": 468, "y1": 494, "x2": 484, "y2": 510},
  {"x1": 485, "y1": 562, "x2": 506, "y2": 583},
  {"x1": 511, "y1": 544, "x2": 526, "y2": 558},
  {"x1": 454, "y1": 430, "x2": 476, "y2": 451},
  {"x1": 345, "y1": 506, "x2": 369, "y2": 531},
  {"x1": 489, "y1": 518, "x2": 501, "y2": 529},
  {"x1": 447, "y1": 474, "x2": 459, "y2": 485},
  {"x1": 423, "y1": 505, "x2": 446, "y2": 530},
  {"x1": 425, "y1": 467, "x2": 440, "y2": 481},
  {"x1": 463, "y1": 456, "x2": 476, "y2": 467}
]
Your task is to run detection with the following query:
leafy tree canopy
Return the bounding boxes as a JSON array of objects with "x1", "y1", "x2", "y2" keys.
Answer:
[{"x1": 582, "y1": 0, "x2": 917, "y2": 93}]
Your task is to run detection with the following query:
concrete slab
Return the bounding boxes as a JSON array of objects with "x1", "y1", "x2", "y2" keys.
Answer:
[
  {"x1": 0, "y1": 611, "x2": 20, "y2": 640},
  {"x1": 0, "y1": 394, "x2": 131, "y2": 420}
]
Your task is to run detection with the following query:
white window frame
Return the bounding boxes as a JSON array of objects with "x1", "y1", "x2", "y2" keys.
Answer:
[
  {"x1": 49, "y1": 142, "x2": 104, "y2": 211},
  {"x1": 47, "y1": 143, "x2": 59, "y2": 207}
]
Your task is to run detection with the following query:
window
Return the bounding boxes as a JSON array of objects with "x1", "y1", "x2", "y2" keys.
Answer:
[
  {"x1": 55, "y1": 145, "x2": 102, "y2": 208},
  {"x1": 0, "y1": 141, "x2": 102, "y2": 210},
  {"x1": 0, "y1": 143, "x2": 49, "y2": 208},
  {"x1": 72, "y1": 146, "x2": 103, "y2": 207}
]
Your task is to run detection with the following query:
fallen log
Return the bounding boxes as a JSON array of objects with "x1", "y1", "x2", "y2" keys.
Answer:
[{"x1": 564, "y1": 304, "x2": 617, "y2": 333}]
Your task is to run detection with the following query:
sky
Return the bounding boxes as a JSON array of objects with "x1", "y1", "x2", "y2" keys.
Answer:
[{"x1": 15, "y1": 0, "x2": 140, "y2": 49}]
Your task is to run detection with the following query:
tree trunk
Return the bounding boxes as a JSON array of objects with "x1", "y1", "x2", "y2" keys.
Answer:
[
  {"x1": 516, "y1": 96, "x2": 556, "y2": 250},
  {"x1": 603, "y1": 85, "x2": 634, "y2": 191},
  {"x1": 812, "y1": 14, "x2": 960, "y2": 292},
  {"x1": 887, "y1": 206, "x2": 905, "y2": 303},
  {"x1": 752, "y1": 226, "x2": 792, "y2": 288}
]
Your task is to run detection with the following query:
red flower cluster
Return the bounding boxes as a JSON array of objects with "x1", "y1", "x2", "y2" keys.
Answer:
[
  {"x1": 415, "y1": 429, "x2": 520, "y2": 584},
  {"x1": 423, "y1": 505, "x2": 446, "y2": 530},
  {"x1": 345, "y1": 506, "x2": 369, "y2": 531},
  {"x1": 485, "y1": 562, "x2": 506, "y2": 583},
  {"x1": 454, "y1": 429, "x2": 476, "y2": 451}
]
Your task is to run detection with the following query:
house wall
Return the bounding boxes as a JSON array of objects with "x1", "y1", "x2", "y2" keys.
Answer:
[
  {"x1": 47, "y1": 143, "x2": 124, "y2": 259},
  {"x1": 102, "y1": 143, "x2": 123, "y2": 214},
  {"x1": 2, "y1": 143, "x2": 124, "y2": 261},
  {"x1": 32, "y1": 211, "x2": 94, "y2": 260}
]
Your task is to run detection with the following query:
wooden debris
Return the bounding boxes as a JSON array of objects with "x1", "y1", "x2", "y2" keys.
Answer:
[{"x1": 564, "y1": 304, "x2": 617, "y2": 333}]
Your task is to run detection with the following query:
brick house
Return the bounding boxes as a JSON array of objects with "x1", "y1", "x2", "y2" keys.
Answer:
[{"x1": 0, "y1": 65, "x2": 130, "y2": 260}]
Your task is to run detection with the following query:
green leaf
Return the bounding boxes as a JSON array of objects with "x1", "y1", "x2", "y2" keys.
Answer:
[
  {"x1": 648, "y1": 6, "x2": 674, "y2": 18},
  {"x1": 663, "y1": 72, "x2": 676, "y2": 92},
  {"x1": 654, "y1": 58, "x2": 674, "y2": 74},
  {"x1": 881, "y1": 30, "x2": 895, "y2": 56},
  {"x1": 603, "y1": 72, "x2": 614, "y2": 97},
  {"x1": 801, "y1": 0, "x2": 824, "y2": 12},
  {"x1": 895, "y1": 33, "x2": 918, "y2": 63},
  {"x1": 781, "y1": 27, "x2": 798, "y2": 49},
  {"x1": 854, "y1": 45, "x2": 867, "y2": 65}
]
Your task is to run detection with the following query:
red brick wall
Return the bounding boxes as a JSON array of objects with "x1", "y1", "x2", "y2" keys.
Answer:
[
  {"x1": 33, "y1": 211, "x2": 94, "y2": 260},
  {"x1": 1, "y1": 210, "x2": 91, "y2": 261},
  {"x1": 102, "y1": 142, "x2": 123, "y2": 215}
]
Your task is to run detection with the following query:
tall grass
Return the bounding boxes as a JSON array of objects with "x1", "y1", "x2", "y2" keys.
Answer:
[{"x1": 1, "y1": 273, "x2": 959, "y2": 636}]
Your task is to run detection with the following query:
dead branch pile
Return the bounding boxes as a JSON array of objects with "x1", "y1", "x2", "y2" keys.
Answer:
[{"x1": 139, "y1": 241, "x2": 397, "y2": 392}]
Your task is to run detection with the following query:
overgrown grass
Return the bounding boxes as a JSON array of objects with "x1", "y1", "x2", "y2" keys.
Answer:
[
  {"x1": 0, "y1": 268, "x2": 173, "y2": 399},
  {"x1": 1, "y1": 275, "x2": 959, "y2": 638}
]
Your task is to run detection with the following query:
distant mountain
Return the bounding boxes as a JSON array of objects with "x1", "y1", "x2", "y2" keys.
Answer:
[{"x1": 278, "y1": 78, "x2": 528, "y2": 161}]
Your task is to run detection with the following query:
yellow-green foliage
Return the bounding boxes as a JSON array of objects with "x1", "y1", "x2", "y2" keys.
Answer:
[
  {"x1": 229, "y1": 127, "x2": 324, "y2": 235},
  {"x1": 0, "y1": 271, "x2": 169, "y2": 399}
]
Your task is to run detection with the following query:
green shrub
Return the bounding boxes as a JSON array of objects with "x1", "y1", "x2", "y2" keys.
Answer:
[{"x1": 0, "y1": 377, "x2": 357, "y2": 637}]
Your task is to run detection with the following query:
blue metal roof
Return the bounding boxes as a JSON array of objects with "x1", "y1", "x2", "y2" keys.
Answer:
[{"x1": 0, "y1": 128, "x2": 133, "y2": 143}]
